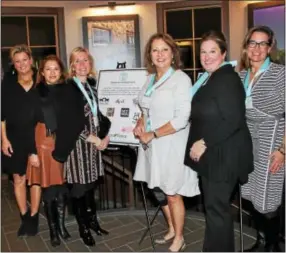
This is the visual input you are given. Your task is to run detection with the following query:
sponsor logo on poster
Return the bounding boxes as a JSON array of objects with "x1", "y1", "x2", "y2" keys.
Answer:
[
  {"x1": 120, "y1": 108, "x2": 130, "y2": 117},
  {"x1": 99, "y1": 97, "x2": 109, "y2": 104}
]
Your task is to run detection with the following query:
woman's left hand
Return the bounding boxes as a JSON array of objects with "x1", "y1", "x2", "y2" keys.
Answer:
[
  {"x1": 269, "y1": 150, "x2": 284, "y2": 174},
  {"x1": 190, "y1": 139, "x2": 206, "y2": 162},
  {"x1": 139, "y1": 132, "x2": 154, "y2": 144},
  {"x1": 97, "y1": 136, "x2": 110, "y2": 151}
]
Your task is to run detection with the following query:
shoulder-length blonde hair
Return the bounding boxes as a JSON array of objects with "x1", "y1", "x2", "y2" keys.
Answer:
[
  {"x1": 36, "y1": 55, "x2": 66, "y2": 84},
  {"x1": 144, "y1": 33, "x2": 181, "y2": 74},
  {"x1": 239, "y1": 25, "x2": 276, "y2": 71},
  {"x1": 68, "y1": 47, "x2": 96, "y2": 77},
  {"x1": 10, "y1": 44, "x2": 33, "y2": 61}
]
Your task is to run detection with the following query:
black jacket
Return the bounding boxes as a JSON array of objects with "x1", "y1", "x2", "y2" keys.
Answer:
[
  {"x1": 36, "y1": 80, "x2": 85, "y2": 163},
  {"x1": 184, "y1": 65, "x2": 254, "y2": 183}
]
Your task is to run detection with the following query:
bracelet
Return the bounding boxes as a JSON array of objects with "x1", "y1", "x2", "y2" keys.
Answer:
[{"x1": 278, "y1": 147, "x2": 285, "y2": 155}]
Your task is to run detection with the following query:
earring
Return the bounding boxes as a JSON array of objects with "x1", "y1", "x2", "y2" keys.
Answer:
[{"x1": 151, "y1": 62, "x2": 154, "y2": 66}]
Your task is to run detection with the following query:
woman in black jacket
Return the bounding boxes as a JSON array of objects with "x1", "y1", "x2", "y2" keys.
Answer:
[
  {"x1": 26, "y1": 55, "x2": 85, "y2": 247},
  {"x1": 184, "y1": 31, "x2": 254, "y2": 252},
  {"x1": 64, "y1": 47, "x2": 110, "y2": 247}
]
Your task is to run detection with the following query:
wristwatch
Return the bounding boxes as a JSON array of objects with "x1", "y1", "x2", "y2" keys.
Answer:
[{"x1": 153, "y1": 130, "x2": 159, "y2": 138}]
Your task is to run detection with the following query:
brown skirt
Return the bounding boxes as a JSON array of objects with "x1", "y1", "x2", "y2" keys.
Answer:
[{"x1": 26, "y1": 123, "x2": 65, "y2": 188}]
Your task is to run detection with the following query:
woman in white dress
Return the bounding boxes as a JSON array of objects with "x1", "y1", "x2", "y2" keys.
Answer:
[{"x1": 133, "y1": 33, "x2": 200, "y2": 252}]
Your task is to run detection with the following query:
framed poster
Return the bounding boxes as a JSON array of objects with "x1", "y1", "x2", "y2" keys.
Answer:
[
  {"x1": 97, "y1": 68, "x2": 148, "y2": 146},
  {"x1": 82, "y1": 15, "x2": 141, "y2": 72}
]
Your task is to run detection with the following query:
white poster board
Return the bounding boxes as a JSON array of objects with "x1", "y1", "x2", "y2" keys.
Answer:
[{"x1": 97, "y1": 69, "x2": 148, "y2": 146}]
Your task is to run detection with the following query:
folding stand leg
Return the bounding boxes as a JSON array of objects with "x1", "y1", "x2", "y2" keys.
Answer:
[
  {"x1": 239, "y1": 184, "x2": 244, "y2": 252},
  {"x1": 140, "y1": 182, "x2": 156, "y2": 251},
  {"x1": 139, "y1": 204, "x2": 161, "y2": 245}
]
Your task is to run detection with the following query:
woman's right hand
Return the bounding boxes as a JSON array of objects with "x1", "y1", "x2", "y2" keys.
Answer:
[
  {"x1": 133, "y1": 117, "x2": 145, "y2": 137},
  {"x1": 1, "y1": 139, "x2": 13, "y2": 157}
]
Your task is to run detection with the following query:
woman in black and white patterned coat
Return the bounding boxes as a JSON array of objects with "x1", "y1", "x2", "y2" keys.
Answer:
[
  {"x1": 65, "y1": 47, "x2": 110, "y2": 247},
  {"x1": 239, "y1": 26, "x2": 285, "y2": 252}
]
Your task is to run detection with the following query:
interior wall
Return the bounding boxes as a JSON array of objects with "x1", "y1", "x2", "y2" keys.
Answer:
[{"x1": 2, "y1": 1, "x2": 157, "y2": 66}]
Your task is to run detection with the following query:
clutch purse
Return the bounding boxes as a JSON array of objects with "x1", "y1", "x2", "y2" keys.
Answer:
[{"x1": 98, "y1": 110, "x2": 111, "y2": 139}]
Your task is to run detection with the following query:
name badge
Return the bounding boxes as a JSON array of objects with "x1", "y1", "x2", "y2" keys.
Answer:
[
  {"x1": 245, "y1": 96, "x2": 253, "y2": 109},
  {"x1": 93, "y1": 116, "x2": 99, "y2": 127}
]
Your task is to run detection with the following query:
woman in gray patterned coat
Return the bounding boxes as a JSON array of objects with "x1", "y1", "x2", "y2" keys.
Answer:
[
  {"x1": 65, "y1": 47, "x2": 110, "y2": 246},
  {"x1": 239, "y1": 26, "x2": 285, "y2": 252}
]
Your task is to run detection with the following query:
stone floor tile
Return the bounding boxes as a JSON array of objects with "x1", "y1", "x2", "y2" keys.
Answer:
[
  {"x1": 1, "y1": 228, "x2": 10, "y2": 252},
  {"x1": 111, "y1": 244, "x2": 133, "y2": 252},
  {"x1": 46, "y1": 241, "x2": 69, "y2": 252},
  {"x1": 90, "y1": 242, "x2": 111, "y2": 252},
  {"x1": 5, "y1": 233, "x2": 29, "y2": 252},
  {"x1": 25, "y1": 235, "x2": 49, "y2": 252},
  {"x1": 65, "y1": 239, "x2": 91, "y2": 252},
  {"x1": 115, "y1": 215, "x2": 136, "y2": 225}
]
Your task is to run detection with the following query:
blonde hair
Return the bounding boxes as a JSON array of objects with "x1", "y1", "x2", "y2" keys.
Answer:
[
  {"x1": 239, "y1": 26, "x2": 276, "y2": 71},
  {"x1": 10, "y1": 44, "x2": 33, "y2": 61},
  {"x1": 68, "y1": 47, "x2": 96, "y2": 77}
]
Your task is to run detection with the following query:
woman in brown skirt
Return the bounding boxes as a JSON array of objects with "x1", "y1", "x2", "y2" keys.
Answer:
[{"x1": 26, "y1": 55, "x2": 84, "y2": 247}]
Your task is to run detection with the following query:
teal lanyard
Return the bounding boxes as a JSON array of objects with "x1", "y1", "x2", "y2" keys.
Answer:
[
  {"x1": 144, "y1": 67, "x2": 175, "y2": 97},
  {"x1": 73, "y1": 77, "x2": 97, "y2": 117},
  {"x1": 191, "y1": 60, "x2": 237, "y2": 98},
  {"x1": 243, "y1": 57, "x2": 270, "y2": 97},
  {"x1": 144, "y1": 67, "x2": 175, "y2": 131}
]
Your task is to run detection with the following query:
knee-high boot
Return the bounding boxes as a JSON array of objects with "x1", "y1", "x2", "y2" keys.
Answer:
[
  {"x1": 72, "y1": 195, "x2": 95, "y2": 246},
  {"x1": 244, "y1": 209, "x2": 266, "y2": 252},
  {"x1": 85, "y1": 189, "x2": 109, "y2": 236},
  {"x1": 56, "y1": 193, "x2": 71, "y2": 241},
  {"x1": 43, "y1": 200, "x2": 61, "y2": 247}
]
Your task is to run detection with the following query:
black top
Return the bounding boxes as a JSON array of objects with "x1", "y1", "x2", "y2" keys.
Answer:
[
  {"x1": 35, "y1": 80, "x2": 85, "y2": 163},
  {"x1": 184, "y1": 65, "x2": 254, "y2": 183},
  {"x1": 1, "y1": 70, "x2": 38, "y2": 175}
]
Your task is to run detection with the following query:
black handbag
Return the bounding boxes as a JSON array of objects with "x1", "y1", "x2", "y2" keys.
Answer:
[{"x1": 97, "y1": 108, "x2": 111, "y2": 139}]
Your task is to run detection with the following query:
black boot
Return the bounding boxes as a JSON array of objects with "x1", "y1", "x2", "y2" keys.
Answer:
[
  {"x1": 85, "y1": 189, "x2": 109, "y2": 236},
  {"x1": 17, "y1": 209, "x2": 30, "y2": 237},
  {"x1": 56, "y1": 193, "x2": 71, "y2": 241},
  {"x1": 244, "y1": 231, "x2": 265, "y2": 252},
  {"x1": 264, "y1": 212, "x2": 281, "y2": 252},
  {"x1": 44, "y1": 200, "x2": 61, "y2": 247},
  {"x1": 244, "y1": 209, "x2": 265, "y2": 252},
  {"x1": 72, "y1": 196, "x2": 95, "y2": 247},
  {"x1": 26, "y1": 212, "x2": 39, "y2": 236}
]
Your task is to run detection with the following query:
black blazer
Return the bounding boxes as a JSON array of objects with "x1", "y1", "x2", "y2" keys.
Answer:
[
  {"x1": 35, "y1": 79, "x2": 85, "y2": 163},
  {"x1": 184, "y1": 65, "x2": 254, "y2": 183}
]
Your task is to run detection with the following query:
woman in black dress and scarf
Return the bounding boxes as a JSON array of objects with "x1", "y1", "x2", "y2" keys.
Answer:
[
  {"x1": 1, "y1": 45, "x2": 41, "y2": 237},
  {"x1": 184, "y1": 31, "x2": 254, "y2": 252},
  {"x1": 65, "y1": 47, "x2": 110, "y2": 246}
]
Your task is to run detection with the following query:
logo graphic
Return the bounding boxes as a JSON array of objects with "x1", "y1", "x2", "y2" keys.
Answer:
[
  {"x1": 115, "y1": 99, "x2": 125, "y2": 104},
  {"x1": 120, "y1": 108, "x2": 130, "y2": 117},
  {"x1": 106, "y1": 107, "x2": 115, "y2": 117},
  {"x1": 119, "y1": 72, "x2": 128, "y2": 82},
  {"x1": 99, "y1": 97, "x2": 109, "y2": 104}
]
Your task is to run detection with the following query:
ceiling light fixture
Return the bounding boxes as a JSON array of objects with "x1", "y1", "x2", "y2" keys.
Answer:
[{"x1": 90, "y1": 2, "x2": 136, "y2": 10}]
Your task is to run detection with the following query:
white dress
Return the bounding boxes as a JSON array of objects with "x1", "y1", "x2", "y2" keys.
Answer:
[{"x1": 133, "y1": 70, "x2": 200, "y2": 197}]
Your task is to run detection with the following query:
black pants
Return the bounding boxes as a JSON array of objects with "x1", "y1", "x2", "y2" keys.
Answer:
[{"x1": 201, "y1": 177, "x2": 237, "y2": 252}]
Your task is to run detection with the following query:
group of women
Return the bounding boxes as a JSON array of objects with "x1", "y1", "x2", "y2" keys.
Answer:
[
  {"x1": 1, "y1": 46, "x2": 109, "y2": 247},
  {"x1": 1, "y1": 24, "x2": 285, "y2": 252},
  {"x1": 134, "y1": 25, "x2": 284, "y2": 252}
]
